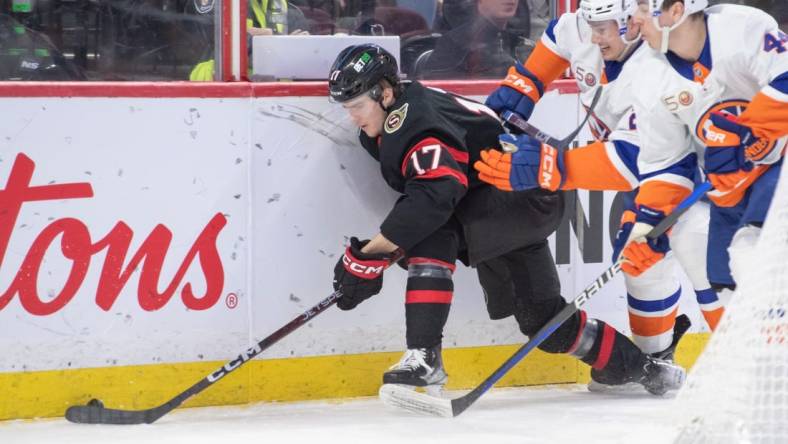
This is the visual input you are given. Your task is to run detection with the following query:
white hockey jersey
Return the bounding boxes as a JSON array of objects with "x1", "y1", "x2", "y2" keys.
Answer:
[
  {"x1": 528, "y1": 12, "x2": 652, "y2": 191},
  {"x1": 631, "y1": 4, "x2": 788, "y2": 211}
]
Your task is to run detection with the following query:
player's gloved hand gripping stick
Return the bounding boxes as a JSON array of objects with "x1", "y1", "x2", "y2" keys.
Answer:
[
  {"x1": 502, "y1": 85, "x2": 603, "y2": 151},
  {"x1": 66, "y1": 246, "x2": 403, "y2": 425},
  {"x1": 65, "y1": 291, "x2": 344, "y2": 424},
  {"x1": 474, "y1": 87, "x2": 604, "y2": 192}
]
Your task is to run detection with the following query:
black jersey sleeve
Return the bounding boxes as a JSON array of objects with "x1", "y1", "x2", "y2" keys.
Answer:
[{"x1": 380, "y1": 137, "x2": 469, "y2": 250}]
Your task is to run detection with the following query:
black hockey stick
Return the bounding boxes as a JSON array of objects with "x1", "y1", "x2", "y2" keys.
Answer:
[
  {"x1": 502, "y1": 85, "x2": 603, "y2": 150},
  {"x1": 65, "y1": 291, "x2": 342, "y2": 425},
  {"x1": 380, "y1": 181, "x2": 713, "y2": 418}
]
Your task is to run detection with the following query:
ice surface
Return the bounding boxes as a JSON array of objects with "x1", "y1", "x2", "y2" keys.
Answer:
[{"x1": 0, "y1": 385, "x2": 681, "y2": 444}]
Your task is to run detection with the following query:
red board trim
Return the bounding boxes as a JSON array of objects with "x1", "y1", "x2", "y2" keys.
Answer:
[
  {"x1": 0, "y1": 79, "x2": 579, "y2": 98},
  {"x1": 221, "y1": 0, "x2": 233, "y2": 81}
]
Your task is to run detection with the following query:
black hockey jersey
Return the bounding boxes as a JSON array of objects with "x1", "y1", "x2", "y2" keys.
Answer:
[{"x1": 359, "y1": 81, "x2": 563, "y2": 264}]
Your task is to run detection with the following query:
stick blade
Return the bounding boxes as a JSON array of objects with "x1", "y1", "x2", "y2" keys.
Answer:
[
  {"x1": 65, "y1": 405, "x2": 151, "y2": 425},
  {"x1": 378, "y1": 384, "x2": 454, "y2": 418}
]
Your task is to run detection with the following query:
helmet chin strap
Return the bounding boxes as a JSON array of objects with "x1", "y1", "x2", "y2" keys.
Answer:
[
  {"x1": 621, "y1": 29, "x2": 640, "y2": 46},
  {"x1": 655, "y1": 12, "x2": 690, "y2": 53},
  {"x1": 614, "y1": 23, "x2": 641, "y2": 61},
  {"x1": 616, "y1": 38, "x2": 639, "y2": 61}
]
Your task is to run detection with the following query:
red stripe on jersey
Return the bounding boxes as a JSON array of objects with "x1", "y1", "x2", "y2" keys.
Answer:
[
  {"x1": 566, "y1": 310, "x2": 588, "y2": 355},
  {"x1": 445, "y1": 147, "x2": 469, "y2": 164},
  {"x1": 416, "y1": 166, "x2": 469, "y2": 188},
  {"x1": 408, "y1": 257, "x2": 457, "y2": 272},
  {"x1": 400, "y1": 137, "x2": 468, "y2": 176},
  {"x1": 591, "y1": 324, "x2": 616, "y2": 370},
  {"x1": 406, "y1": 290, "x2": 454, "y2": 304}
]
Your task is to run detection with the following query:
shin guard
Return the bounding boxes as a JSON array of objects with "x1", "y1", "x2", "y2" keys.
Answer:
[{"x1": 405, "y1": 258, "x2": 455, "y2": 349}]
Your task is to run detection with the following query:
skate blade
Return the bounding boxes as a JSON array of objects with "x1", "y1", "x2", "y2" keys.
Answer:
[
  {"x1": 587, "y1": 381, "x2": 645, "y2": 394},
  {"x1": 424, "y1": 384, "x2": 444, "y2": 397},
  {"x1": 383, "y1": 382, "x2": 445, "y2": 396},
  {"x1": 379, "y1": 384, "x2": 453, "y2": 418}
]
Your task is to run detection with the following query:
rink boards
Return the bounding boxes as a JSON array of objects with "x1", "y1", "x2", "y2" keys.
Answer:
[{"x1": 0, "y1": 81, "x2": 709, "y2": 420}]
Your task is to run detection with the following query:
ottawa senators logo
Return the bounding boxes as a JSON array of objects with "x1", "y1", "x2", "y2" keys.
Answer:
[
  {"x1": 695, "y1": 99, "x2": 749, "y2": 145},
  {"x1": 384, "y1": 103, "x2": 408, "y2": 134}
]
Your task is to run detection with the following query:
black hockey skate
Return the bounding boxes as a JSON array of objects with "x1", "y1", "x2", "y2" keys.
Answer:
[
  {"x1": 588, "y1": 355, "x2": 686, "y2": 395},
  {"x1": 639, "y1": 356, "x2": 686, "y2": 395},
  {"x1": 383, "y1": 345, "x2": 447, "y2": 395},
  {"x1": 588, "y1": 314, "x2": 691, "y2": 394}
]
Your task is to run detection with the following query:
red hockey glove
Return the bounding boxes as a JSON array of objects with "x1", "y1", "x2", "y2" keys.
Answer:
[{"x1": 333, "y1": 237, "x2": 398, "y2": 311}]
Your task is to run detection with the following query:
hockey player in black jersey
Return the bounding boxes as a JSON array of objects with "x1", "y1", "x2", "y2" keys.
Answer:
[{"x1": 328, "y1": 44, "x2": 685, "y2": 397}]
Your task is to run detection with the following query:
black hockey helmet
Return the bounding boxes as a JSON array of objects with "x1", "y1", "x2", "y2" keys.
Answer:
[{"x1": 328, "y1": 44, "x2": 399, "y2": 103}]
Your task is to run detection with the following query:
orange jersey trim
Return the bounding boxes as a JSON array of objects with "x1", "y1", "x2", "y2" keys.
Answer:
[
  {"x1": 501, "y1": 67, "x2": 542, "y2": 103},
  {"x1": 619, "y1": 209, "x2": 636, "y2": 225},
  {"x1": 523, "y1": 41, "x2": 570, "y2": 88},
  {"x1": 629, "y1": 308, "x2": 678, "y2": 337},
  {"x1": 737, "y1": 91, "x2": 788, "y2": 141},
  {"x1": 707, "y1": 164, "x2": 769, "y2": 207},
  {"x1": 700, "y1": 307, "x2": 724, "y2": 331},
  {"x1": 692, "y1": 62, "x2": 710, "y2": 84},
  {"x1": 635, "y1": 179, "x2": 692, "y2": 215},
  {"x1": 562, "y1": 141, "x2": 637, "y2": 191}
]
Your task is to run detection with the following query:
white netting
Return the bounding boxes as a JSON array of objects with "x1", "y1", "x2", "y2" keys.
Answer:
[{"x1": 674, "y1": 161, "x2": 788, "y2": 444}]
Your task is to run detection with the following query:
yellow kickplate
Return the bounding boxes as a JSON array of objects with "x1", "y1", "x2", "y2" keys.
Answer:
[{"x1": 0, "y1": 335, "x2": 710, "y2": 421}]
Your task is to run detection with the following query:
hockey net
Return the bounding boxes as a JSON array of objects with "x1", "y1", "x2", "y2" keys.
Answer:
[{"x1": 674, "y1": 160, "x2": 788, "y2": 444}]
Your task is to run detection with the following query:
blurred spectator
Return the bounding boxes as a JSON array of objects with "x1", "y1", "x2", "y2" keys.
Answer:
[
  {"x1": 365, "y1": 6, "x2": 429, "y2": 37},
  {"x1": 291, "y1": 0, "x2": 341, "y2": 34},
  {"x1": 433, "y1": 0, "x2": 475, "y2": 31},
  {"x1": 0, "y1": 13, "x2": 86, "y2": 80},
  {"x1": 526, "y1": 0, "x2": 550, "y2": 40},
  {"x1": 396, "y1": 0, "x2": 439, "y2": 28},
  {"x1": 434, "y1": 0, "x2": 529, "y2": 33},
  {"x1": 247, "y1": 0, "x2": 310, "y2": 36},
  {"x1": 190, "y1": 0, "x2": 309, "y2": 81},
  {"x1": 421, "y1": 0, "x2": 533, "y2": 79}
]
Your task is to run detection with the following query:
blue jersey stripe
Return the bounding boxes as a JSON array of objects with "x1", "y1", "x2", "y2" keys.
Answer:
[
  {"x1": 769, "y1": 72, "x2": 788, "y2": 94},
  {"x1": 628, "y1": 288, "x2": 681, "y2": 313},
  {"x1": 695, "y1": 288, "x2": 719, "y2": 305},
  {"x1": 639, "y1": 153, "x2": 698, "y2": 182},
  {"x1": 545, "y1": 19, "x2": 559, "y2": 45},
  {"x1": 612, "y1": 139, "x2": 641, "y2": 179}
]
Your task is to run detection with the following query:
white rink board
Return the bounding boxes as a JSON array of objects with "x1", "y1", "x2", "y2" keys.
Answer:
[
  {"x1": 0, "y1": 91, "x2": 706, "y2": 374},
  {"x1": 0, "y1": 98, "x2": 252, "y2": 372}
]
